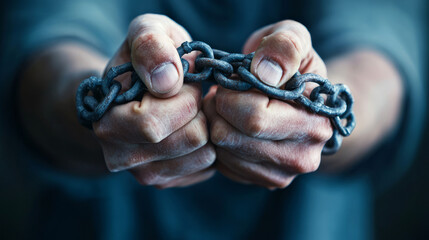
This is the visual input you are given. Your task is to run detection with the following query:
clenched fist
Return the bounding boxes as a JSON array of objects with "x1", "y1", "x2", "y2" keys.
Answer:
[
  {"x1": 94, "y1": 14, "x2": 215, "y2": 188},
  {"x1": 204, "y1": 20, "x2": 333, "y2": 189}
]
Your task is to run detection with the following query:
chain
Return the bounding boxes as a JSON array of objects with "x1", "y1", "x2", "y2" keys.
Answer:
[{"x1": 76, "y1": 41, "x2": 356, "y2": 155}]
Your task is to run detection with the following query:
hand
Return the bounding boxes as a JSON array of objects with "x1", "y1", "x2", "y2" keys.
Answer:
[
  {"x1": 93, "y1": 14, "x2": 215, "y2": 188},
  {"x1": 203, "y1": 20, "x2": 332, "y2": 189}
]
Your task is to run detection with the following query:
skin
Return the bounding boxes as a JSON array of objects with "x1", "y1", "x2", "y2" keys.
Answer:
[{"x1": 18, "y1": 14, "x2": 403, "y2": 189}]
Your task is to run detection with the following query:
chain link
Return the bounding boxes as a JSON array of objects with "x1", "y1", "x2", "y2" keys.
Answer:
[{"x1": 76, "y1": 41, "x2": 356, "y2": 154}]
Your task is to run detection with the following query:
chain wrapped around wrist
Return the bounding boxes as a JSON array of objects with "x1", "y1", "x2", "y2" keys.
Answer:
[{"x1": 76, "y1": 41, "x2": 356, "y2": 155}]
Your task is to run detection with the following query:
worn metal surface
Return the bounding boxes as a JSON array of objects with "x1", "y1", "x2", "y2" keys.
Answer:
[{"x1": 76, "y1": 41, "x2": 356, "y2": 154}]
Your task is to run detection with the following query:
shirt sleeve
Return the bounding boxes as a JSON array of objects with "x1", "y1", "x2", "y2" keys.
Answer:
[
  {"x1": 299, "y1": 0, "x2": 427, "y2": 191},
  {"x1": 0, "y1": 0, "x2": 128, "y2": 193}
]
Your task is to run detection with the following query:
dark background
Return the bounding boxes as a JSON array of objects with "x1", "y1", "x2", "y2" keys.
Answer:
[
  {"x1": 375, "y1": 121, "x2": 429, "y2": 238},
  {"x1": 374, "y1": 2, "x2": 428, "y2": 235},
  {"x1": 0, "y1": 1, "x2": 428, "y2": 239}
]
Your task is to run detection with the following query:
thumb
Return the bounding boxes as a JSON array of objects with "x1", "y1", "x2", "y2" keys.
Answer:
[
  {"x1": 243, "y1": 20, "x2": 313, "y2": 88},
  {"x1": 128, "y1": 14, "x2": 194, "y2": 98}
]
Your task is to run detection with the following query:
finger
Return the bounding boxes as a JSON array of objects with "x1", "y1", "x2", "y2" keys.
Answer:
[
  {"x1": 215, "y1": 86, "x2": 332, "y2": 141},
  {"x1": 243, "y1": 20, "x2": 326, "y2": 87},
  {"x1": 100, "y1": 111, "x2": 209, "y2": 171},
  {"x1": 216, "y1": 161, "x2": 252, "y2": 185},
  {"x1": 210, "y1": 115, "x2": 322, "y2": 175},
  {"x1": 94, "y1": 84, "x2": 202, "y2": 143},
  {"x1": 154, "y1": 167, "x2": 216, "y2": 189},
  {"x1": 128, "y1": 14, "x2": 194, "y2": 97},
  {"x1": 217, "y1": 148, "x2": 295, "y2": 189},
  {"x1": 129, "y1": 143, "x2": 215, "y2": 185}
]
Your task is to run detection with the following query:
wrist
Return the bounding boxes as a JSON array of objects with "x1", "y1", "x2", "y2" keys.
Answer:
[
  {"x1": 18, "y1": 42, "x2": 109, "y2": 175},
  {"x1": 320, "y1": 49, "x2": 403, "y2": 172}
]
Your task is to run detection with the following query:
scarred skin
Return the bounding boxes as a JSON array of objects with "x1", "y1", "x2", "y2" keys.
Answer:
[{"x1": 18, "y1": 14, "x2": 403, "y2": 189}]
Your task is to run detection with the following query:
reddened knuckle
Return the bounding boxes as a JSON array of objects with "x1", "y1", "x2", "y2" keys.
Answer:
[
  {"x1": 132, "y1": 31, "x2": 160, "y2": 53},
  {"x1": 272, "y1": 31, "x2": 303, "y2": 55},
  {"x1": 139, "y1": 114, "x2": 165, "y2": 143},
  {"x1": 181, "y1": 93, "x2": 199, "y2": 116}
]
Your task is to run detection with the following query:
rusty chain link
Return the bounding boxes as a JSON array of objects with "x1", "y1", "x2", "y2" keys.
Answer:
[{"x1": 76, "y1": 41, "x2": 356, "y2": 155}]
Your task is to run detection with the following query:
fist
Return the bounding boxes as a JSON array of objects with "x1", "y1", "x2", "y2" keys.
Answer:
[
  {"x1": 204, "y1": 20, "x2": 332, "y2": 189},
  {"x1": 94, "y1": 14, "x2": 215, "y2": 188}
]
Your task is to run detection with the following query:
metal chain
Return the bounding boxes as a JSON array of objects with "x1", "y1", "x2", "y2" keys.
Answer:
[{"x1": 76, "y1": 41, "x2": 356, "y2": 155}]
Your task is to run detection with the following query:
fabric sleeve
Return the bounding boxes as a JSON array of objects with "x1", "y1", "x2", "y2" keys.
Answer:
[
  {"x1": 299, "y1": 0, "x2": 427, "y2": 191},
  {"x1": 0, "y1": 0, "x2": 128, "y2": 193}
]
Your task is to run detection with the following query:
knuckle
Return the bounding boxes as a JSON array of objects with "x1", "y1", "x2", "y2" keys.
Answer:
[
  {"x1": 136, "y1": 172, "x2": 159, "y2": 186},
  {"x1": 308, "y1": 158, "x2": 321, "y2": 173},
  {"x1": 106, "y1": 149, "x2": 151, "y2": 172},
  {"x1": 281, "y1": 20, "x2": 310, "y2": 35},
  {"x1": 270, "y1": 176, "x2": 294, "y2": 189},
  {"x1": 131, "y1": 14, "x2": 188, "y2": 43},
  {"x1": 104, "y1": 156, "x2": 121, "y2": 172},
  {"x1": 304, "y1": 151, "x2": 321, "y2": 173},
  {"x1": 197, "y1": 145, "x2": 216, "y2": 168},
  {"x1": 138, "y1": 114, "x2": 166, "y2": 143},
  {"x1": 278, "y1": 20, "x2": 311, "y2": 43},
  {"x1": 244, "y1": 109, "x2": 266, "y2": 137},
  {"x1": 288, "y1": 152, "x2": 321, "y2": 174},
  {"x1": 252, "y1": 167, "x2": 294, "y2": 189},
  {"x1": 131, "y1": 31, "x2": 162, "y2": 54},
  {"x1": 184, "y1": 114, "x2": 209, "y2": 149},
  {"x1": 309, "y1": 117, "x2": 333, "y2": 143},
  {"x1": 307, "y1": 152, "x2": 321, "y2": 172},
  {"x1": 93, "y1": 122, "x2": 111, "y2": 140},
  {"x1": 288, "y1": 159, "x2": 308, "y2": 174},
  {"x1": 271, "y1": 30, "x2": 303, "y2": 56},
  {"x1": 133, "y1": 164, "x2": 165, "y2": 186},
  {"x1": 210, "y1": 119, "x2": 231, "y2": 147},
  {"x1": 179, "y1": 91, "x2": 200, "y2": 117}
]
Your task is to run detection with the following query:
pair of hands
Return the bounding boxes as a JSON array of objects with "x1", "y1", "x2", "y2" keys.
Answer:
[{"x1": 93, "y1": 14, "x2": 332, "y2": 189}]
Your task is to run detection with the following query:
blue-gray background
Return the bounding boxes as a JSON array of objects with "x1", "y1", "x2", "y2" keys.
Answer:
[{"x1": 0, "y1": 1, "x2": 427, "y2": 239}]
